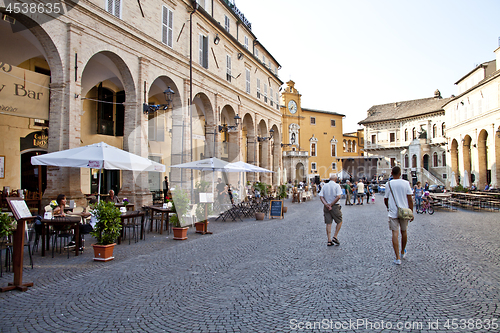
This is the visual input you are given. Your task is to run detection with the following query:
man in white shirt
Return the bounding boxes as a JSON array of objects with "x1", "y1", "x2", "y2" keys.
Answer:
[
  {"x1": 319, "y1": 175, "x2": 343, "y2": 246},
  {"x1": 384, "y1": 166, "x2": 414, "y2": 265}
]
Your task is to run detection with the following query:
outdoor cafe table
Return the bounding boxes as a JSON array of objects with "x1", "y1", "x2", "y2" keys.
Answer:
[
  {"x1": 115, "y1": 203, "x2": 135, "y2": 211},
  {"x1": 149, "y1": 206, "x2": 173, "y2": 235},
  {"x1": 118, "y1": 210, "x2": 145, "y2": 244},
  {"x1": 41, "y1": 216, "x2": 81, "y2": 257}
]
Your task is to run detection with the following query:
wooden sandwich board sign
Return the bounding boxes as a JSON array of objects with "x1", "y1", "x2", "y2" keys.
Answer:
[{"x1": 270, "y1": 200, "x2": 283, "y2": 219}]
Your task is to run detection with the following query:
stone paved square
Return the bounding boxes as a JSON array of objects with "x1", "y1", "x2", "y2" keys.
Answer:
[{"x1": 0, "y1": 195, "x2": 499, "y2": 332}]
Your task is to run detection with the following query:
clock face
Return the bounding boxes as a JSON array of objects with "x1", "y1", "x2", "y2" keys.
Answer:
[{"x1": 288, "y1": 100, "x2": 297, "y2": 114}]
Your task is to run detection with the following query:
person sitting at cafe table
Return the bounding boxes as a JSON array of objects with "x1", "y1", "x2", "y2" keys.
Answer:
[
  {"x1": 106, "y1": 190, "x2": 121, "y2": 203},
  {"x1": 53, "y1": 194, "x2": 91, "y2": 251}
]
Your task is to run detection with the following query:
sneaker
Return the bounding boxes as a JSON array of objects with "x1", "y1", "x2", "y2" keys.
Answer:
[
  {"x1": 393, "y1": 259, "x2": 402, "y2": 265},
  {"x1": 402, "y1": 249, "x2": 407, "y2": 259}
]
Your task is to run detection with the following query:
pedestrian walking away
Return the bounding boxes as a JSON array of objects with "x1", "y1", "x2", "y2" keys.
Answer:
[
  {"x1": 356, "y1": 179, "x2": 364, "y2": 205},
  {"x1": 384, "y1": 166, "x2": 414, "y2": 265},
  {"x1": 319, "y1": 175, "x2": 343, "y2": 246},
  {"x1": 344, "y1": 180, "x2": 352, "y2": 205}
]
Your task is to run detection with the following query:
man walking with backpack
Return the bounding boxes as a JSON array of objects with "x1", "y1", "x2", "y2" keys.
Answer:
[{"x1": 384, "y1": 166, "x2": 414, "y2": 265}]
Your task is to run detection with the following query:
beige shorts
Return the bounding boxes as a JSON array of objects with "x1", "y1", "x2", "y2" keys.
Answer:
[
  {"x1": 388, "y1": 217, "x2": 408, "y2": 231},
  {"x1": 324, "y1": 205, "x2": 342, "y2": 224}
]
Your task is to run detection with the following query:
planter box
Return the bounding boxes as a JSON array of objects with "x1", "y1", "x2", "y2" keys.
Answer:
[
  {"x1": 92, "y1": 243, "x2": 116, "y2": 262},
  {"x1": 195, "y1": 221, "x2": 208, "y2": 233},
  {"x1": 173, "y1": 227, "x2": 188, "y2": 240}
]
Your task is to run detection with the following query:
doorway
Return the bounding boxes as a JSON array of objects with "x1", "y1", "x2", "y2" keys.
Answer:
[
  {"x1": 91, "y1": 169, "x2": 120, "y2": 195},
  {"x1": 21, "y1": 151, "x2": 47, "y2": 195}
]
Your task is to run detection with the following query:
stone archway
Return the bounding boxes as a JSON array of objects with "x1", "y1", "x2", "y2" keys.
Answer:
[
  {"x1": 220, "y1": 105, "x2": 239, "y2": 163},
  {"x1": 477, "y1": 129, "x2": 489, "y2": 186},
  {"x1": 296, "y1": 162, "x2": 306, "y2": 183},
  {"x1": 270, "y1": 124, "x2": 281, "y2": 186},
  {"x1": 257, "y1": 119, "x2": 269, "y2": 183},
  {"x1": 423, "y1": 154, "x2": 429, "y2": 171}
]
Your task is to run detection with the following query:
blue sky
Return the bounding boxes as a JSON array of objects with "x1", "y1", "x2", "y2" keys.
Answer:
[{"x1": 236, "y1": 0, "x2": 500, "y2": 132}]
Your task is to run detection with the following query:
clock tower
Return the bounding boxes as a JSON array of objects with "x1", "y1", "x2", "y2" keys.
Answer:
[{"x1": 281, "y1": 80, "x2": 302, "y2": 150}]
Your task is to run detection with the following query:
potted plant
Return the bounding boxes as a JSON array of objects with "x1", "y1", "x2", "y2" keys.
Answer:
[
  {"x1": 0, "y1": 213, "x2": 15, "y2": 239},
  {"x1": 278, "y1": 184, "x2": 288, "y2": 213},
  {"x1": 171, "y1": 189, "x2": 190, "y2": 240},
  {"x1": 90, "y1": 201, "x2": 122, "y2": 261}
]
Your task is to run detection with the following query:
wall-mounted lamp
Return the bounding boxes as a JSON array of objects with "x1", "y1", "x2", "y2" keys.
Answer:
[
  {"x1": 214, "y1": 34, "x2": 220, "y2": 45},
  {"x1": 218, "y1": 114, "x2": 241, "y2": 132},
  {"x1": 257, "y1": 128, "x2": 274, "y2": 142},
  {"x1": 143, "y1": 86, "x2": 175, "y2": 114},
  {"x1": 473, "y1": 144, "x2": 477, "y2": 148},
  {"x1": 237, "y1": 52, "x2": 243, "y2": 60}
]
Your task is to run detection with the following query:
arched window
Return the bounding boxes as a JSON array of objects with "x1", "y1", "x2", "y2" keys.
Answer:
[
  {"x1": 353, "y1": 141, "x2": 356, "y2": 152},
  {"x1": 404, "y1": 129, "x2": 408, "y2": 141},
  {"x1": 412, "y1": 154, "x2": 417, "y2": 168},
  {"x1": 331, "y1": 143, "x2": 337, "y2": 156},
  {"x1": 433, "y1": 152, "x2": 438, "y2": 167},
  {"x1": 441, "y1": 123, "x2": 446, "y2": 136},
  {"x1": 412, "y1": 127, "x2": 416, "y2": 140},
  {"x1": 432, "y1": 124, "x2": 437, "y2": 138},
  {"x1": 343, "y1": 140, "x2": 346, "y2": 152},
  {"x1": 442, "y1": 152, "x2": 446, "y2": 166},
  {"x1": 404, "y1": 154, "x2": 409, "y2": 168}
]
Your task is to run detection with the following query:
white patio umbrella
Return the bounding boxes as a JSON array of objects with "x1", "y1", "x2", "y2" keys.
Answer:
[
  {"x1": 31, "y1": 141, "x2": 165, "y2": 201},
  {"x1": 462, "y1": 170, "x2": 470, "y2": 188},
  {"x1": 226, "y1": 161, "x2": 274, "y2": 200},
  {"x1": 450, "y1": 171, "x2": 457, "y2": 188},
  {"x1": 170, "y1": 157, "x2": 247, "y2": 199}
]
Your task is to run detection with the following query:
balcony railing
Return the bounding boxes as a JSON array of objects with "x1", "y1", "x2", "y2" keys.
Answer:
[{"x1": 283, "y1": 150, "x2": 308, "y2": 157}]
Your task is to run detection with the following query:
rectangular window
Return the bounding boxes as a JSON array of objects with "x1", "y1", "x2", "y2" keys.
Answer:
[
  {"x1": 264, "y1": 84, "x2": 267, "y2": 103},
  {"x1": 311, "y1": 162, "x2": 317, "y2": 170},
  {"x1": 371, "y1": 134, "x2": 376, "y2": 144},
  {"x1": 162, "y1": 6, "x2": 173, "y2": 47},
  {"x1": 255, "y1": 48, "x2": 259, "y2": 58},
  {"x1": 257, "y1": 79, "x2": 261, "y2": 98},
  {"x1": 224, "y1": 15, "x2": 230, "y2": 33},
  {"x1": 226, "y1": 55, "x2": 231, "y2": 82},
  {"x1": 244, "y1": 36, "x2": 249, "y2": 49},
  {"x1": 245, "y1": 68, "x2": 250, "y2": 94},
  {"x1": 332, "y1": 162, "x2": 337, "y2": 170},
  {"x1": 106, "y1": 0, "x2": 121, "y2": 18},
  {"x1": 331, "y1": 144, "x2": 336, "y2": 156},
  {"x1": 148, "y1": 113, "x2": 165, "y2": 142},
  {"x1": 270, "y1": 88, "x2": 273, "y2": 106},
  {"x1": 310, "y1": 117, "x2": 316, "y2": 125},
  {"x1": 390, "y1": 158, "x2": 396, "y2": 167},
  {"x1": 199, "y1": 35, "x2": 208, "y2": 68},
  {"x1": 390, "y1": 132, "x2": 395, "y2": 142},
  {"x1": 311, "y1": 143, "x2": 316, "y2": 156},
  {"x1": 276, "y1": 92, "x2": 279, "y2": 110},
  {"x1": 196, "y1": 0, "x2": 205, "y2": 8},
  {"x1": 331, "y1": 119, "x2": 336, "y2": 127}
]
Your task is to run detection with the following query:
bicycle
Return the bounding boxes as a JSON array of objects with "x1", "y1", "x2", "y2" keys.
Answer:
[{"x1": 417, "y1": 199, "x2": 434, "y2": 214}]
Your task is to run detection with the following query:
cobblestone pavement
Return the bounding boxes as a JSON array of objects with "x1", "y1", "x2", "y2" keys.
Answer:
[{"x1": 1, "y1": 195, "x2": 499, "y2": 332}]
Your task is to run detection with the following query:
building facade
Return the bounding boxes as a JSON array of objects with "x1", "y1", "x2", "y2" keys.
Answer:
[
  {"x1": 359, "y1": 90, "x2": 452, "y2": 185},
  {"x1": 279, "y1": 80, "x2": 352, "y2": 184},
  {"x1": 443, "y1": 48, "x2": 500, "y2": 189},
  {"x1": 0, "y1": 0, "x2": 283, "y2": 206}
]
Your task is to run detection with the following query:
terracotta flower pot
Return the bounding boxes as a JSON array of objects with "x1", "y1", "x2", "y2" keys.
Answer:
[
  {"x1": 173, "y1": 227, "x2": 188, "y2": 240},
  {"x1": 283, "y1": 206, "x2": 288, "y2": 213},
  {"x1": 195, "y1": 221, "x2": 207, "y2": 233},
  {"x1": 92, "y1": 243, "x2": 116, "y2": 262},
  {"x1": 255, "y1": 212, "x2": 265, "y2": 220}
]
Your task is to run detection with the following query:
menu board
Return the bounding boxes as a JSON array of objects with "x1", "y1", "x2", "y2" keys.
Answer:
[
  {"x1": 9, "y1": 199, "x2": 32, "y2": 220},
  {"x1": 270, "y1": 200, "x2": 283, "y2": 219}
]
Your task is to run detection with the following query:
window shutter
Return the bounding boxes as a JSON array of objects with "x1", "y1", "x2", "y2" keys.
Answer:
[
  {"x1": 113, "y1": 0, "x2": 120, "y2": 17},
  {"x1": 203, "y1": 36, "x2": 208, "y2": 68}
]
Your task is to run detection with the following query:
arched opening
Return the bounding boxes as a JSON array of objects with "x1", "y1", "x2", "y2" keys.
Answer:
[
  {"x1": 477, "y1": 129, "x2": 489, "y2": 187},
  {"x1": 257, "y1": 119, "x2": 269, "y2": 183},
  {"x1": 412, "y1": 154, "x2": 417, "y2": 168},
  {"x1": 433, "y1": 152, "x2": 438, "y2": 167},
  {"x1": 404, "y1": 154, "x2": 409, "y2": 168},
  {"x1": 295, "y1": 162, "x2": 305, "y2": 184},
  {"x1": 423, "y1": 154, "x2": 429, "y2": 171},
  {"x1": 270, "y1": 124, "x2": 280, "y2": 185},
  {"x1": 220, "y1": 105, "x2": 239, "y2": 163},
  {"x1": 80, "y1": 51, "x2": 136, "y2": 196}
]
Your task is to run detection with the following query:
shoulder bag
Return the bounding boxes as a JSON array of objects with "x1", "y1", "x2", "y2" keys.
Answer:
[{"x1": 388, "y1": 181, "x2": 413, "y2": 221}]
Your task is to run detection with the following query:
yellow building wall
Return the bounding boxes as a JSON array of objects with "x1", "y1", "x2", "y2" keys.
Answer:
[{"x1": 300, "y1": 110, "x2": 344, "y2": 179}]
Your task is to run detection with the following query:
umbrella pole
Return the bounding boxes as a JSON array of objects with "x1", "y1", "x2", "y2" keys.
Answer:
[{"x1": 98, "y1": 168, "x2": 102, "y2": 203}]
